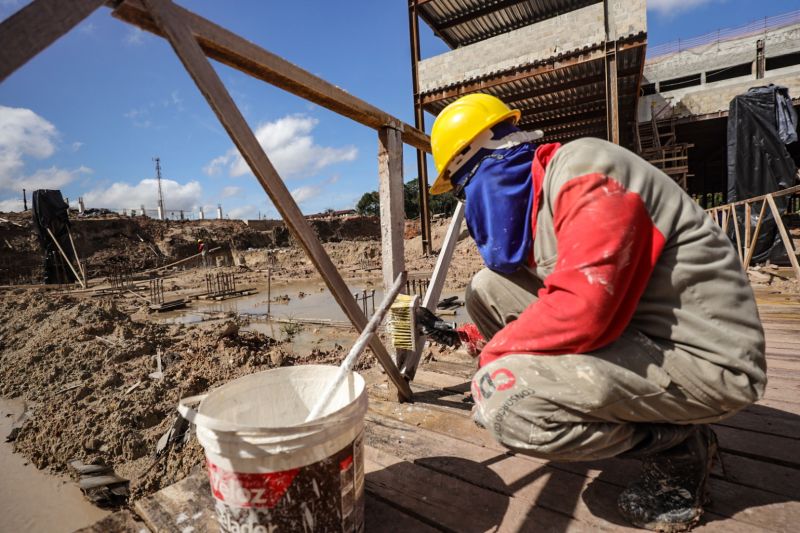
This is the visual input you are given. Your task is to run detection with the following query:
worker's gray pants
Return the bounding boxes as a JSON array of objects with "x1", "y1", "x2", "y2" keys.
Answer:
[{"x1": 466, "y1": 267, "x2": 734, "y2": 462}]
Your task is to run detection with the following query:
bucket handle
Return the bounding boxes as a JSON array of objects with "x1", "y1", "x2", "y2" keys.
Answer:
[
  {"x1": 178, "y1": 394, "x2": 241, "y2": 433},
  {"x1": 177, "y1": 394, "x2": 351, "y2": 434}
]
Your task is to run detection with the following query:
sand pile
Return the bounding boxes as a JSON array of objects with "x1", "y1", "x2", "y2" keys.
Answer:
[{"x1": 0, "y1": 289, "x2": 367, "y2": 501}]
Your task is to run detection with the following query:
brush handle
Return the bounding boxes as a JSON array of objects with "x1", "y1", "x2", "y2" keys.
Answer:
[{"x1": 305, "y1": 272, "x2": 408, "y2": 422}]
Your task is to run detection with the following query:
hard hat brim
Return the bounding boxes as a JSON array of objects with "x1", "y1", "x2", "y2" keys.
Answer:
[{"x1": 429, "y1": 109, "x2": 521, "y2": 195}]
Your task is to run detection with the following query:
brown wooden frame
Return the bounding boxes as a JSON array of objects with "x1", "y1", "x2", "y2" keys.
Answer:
[
  {"x1": 706, "y1": 185, "x2": 800, "y2": 282},
  {"x1": 0, "y1": 0, "x2": 427, "y2": 401}
]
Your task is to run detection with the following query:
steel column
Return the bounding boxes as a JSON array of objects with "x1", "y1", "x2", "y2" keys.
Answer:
[{"x1": 409, "y1": 1, "x2": 432, "y2": 255}]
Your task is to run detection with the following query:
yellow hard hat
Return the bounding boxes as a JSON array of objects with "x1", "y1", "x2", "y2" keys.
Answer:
[{"x1": 429, "y1": 93, "x2": 521, "y2": 195}]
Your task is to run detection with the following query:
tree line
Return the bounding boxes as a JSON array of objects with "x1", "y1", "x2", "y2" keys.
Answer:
[{"x1": 355, "y1": 178, "x2": 457, "y2": 219}]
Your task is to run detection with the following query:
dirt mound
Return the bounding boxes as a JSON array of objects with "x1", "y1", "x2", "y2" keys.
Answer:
[{"x1": 0, "y1": 289, "x2": 366, "y2": 502}]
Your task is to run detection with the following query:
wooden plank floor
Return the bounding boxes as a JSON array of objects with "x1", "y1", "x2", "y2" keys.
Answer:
[{"x1": 131, "y1": 288, "x2": 799, "y2": 532}]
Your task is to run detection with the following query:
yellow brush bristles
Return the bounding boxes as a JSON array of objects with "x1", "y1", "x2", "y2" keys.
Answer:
[{"x1": 389, "y1": 293, "x2": 417, "y2": 351}]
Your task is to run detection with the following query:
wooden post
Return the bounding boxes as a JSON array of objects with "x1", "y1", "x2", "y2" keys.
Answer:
[
  {"x1": 140, "y1": 0, "x2": 411, "y2": 400},
  {"x1": 766, "y1": 194, "x2": 800, "y2": 282},
  {"x1": 378, "y1": 126, "x2": 405, "y2": 294},
  {"x1": 731, "y1": 204, "x2": 743, "y2": 262},
  {"x1": 744, "y1": 201, "x2": 752, "y2": 265},
  {"x1": 266, "y1": 266, "x2": 271, "y2": 318}
]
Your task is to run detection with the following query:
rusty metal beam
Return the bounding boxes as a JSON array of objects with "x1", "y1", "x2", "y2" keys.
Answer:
[{"x1": 408, "y1": 0, "x2": 432, "y2": 255}]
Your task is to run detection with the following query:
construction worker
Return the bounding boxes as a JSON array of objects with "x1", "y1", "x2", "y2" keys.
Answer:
[
  {"x1": 429, "y1": 94, "x2": 766, "y2": 532},
  {"x1": 198, "y1": 239, "x2": 207, "y2": 267}
]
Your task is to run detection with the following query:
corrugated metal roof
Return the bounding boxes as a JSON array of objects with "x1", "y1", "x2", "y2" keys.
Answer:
[
  {"x1": 421, "y1": 44, "x2": 645, "y2": 146},
  {"x1": 419, "y1": 0, "x2": 602, "y2": 48}
]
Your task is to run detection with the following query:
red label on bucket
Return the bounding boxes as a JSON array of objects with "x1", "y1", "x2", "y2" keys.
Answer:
[{"x1": 207, "y1": 460, "x2": 299, "y2": 509}]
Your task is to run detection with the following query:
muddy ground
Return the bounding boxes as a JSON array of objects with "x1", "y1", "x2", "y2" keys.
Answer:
[
  {"x1": 0, "y1": 289, "x2": 381, "y2": 502},
  {"x1": 1, "y1": 211, "x2": 797, "y2": 517}
]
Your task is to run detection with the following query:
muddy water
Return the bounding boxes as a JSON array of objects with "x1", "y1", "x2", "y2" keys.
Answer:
[
  {"x1": 0, "y1": 399, "x2": 109, "y2": 532},
  {"x1": 159, "y1": 278, "x2": 471, "y2": 326}
]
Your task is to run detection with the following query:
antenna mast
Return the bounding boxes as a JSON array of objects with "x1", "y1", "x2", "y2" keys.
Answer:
[{"x1": 154, "y1": 157, "x2": 166, "y2": 220}]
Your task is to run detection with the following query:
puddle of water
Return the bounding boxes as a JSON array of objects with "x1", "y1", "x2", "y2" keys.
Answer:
[
  {"x1": 0, "y1": 398, "x2": 109, "y2": 532},
  {"x1": 158, "y1": 278, "x2": 472, "y2": 326}
]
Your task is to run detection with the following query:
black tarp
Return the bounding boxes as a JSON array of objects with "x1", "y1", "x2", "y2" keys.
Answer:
[
  {"x1": 32, "y1": 189, "x2": 77, "y2": 284},
  {"x1": 727, "y1": 85, "x2": 798, "y2": 265}
]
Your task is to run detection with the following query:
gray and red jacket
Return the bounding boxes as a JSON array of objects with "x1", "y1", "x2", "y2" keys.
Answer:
[{"x1": 480, "y1": 138, "x2": 765, "y2": 407}]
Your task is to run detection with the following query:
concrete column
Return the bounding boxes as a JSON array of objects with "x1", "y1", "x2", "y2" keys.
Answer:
[
  {"x1": 216, "y1": 204, "x2": 223, "y2": 220},
  {"x1": 78, "y1": 197, "x2": 85, "y2": 214},
  {"x1": 157, "y1": 205, "x2": 164, "y2": 220},
  {"x1": 199, "y1": 207, "x2": 205, "y2": 220},
  {"x1": 377, "y1": 125, "x2": 405, "y2": 294}
]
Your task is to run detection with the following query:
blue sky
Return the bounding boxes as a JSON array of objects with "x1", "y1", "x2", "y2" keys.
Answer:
[{"x1": 0, "y1": 0, "x2": 797, "y2": 219}]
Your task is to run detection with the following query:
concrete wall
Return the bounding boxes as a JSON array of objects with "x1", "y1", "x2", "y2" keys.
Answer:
[
  {"x1": 644, "y1": 22, "x2": 800, "y2": 83},
  {"x1": 639, "y1": 72, "x2": 800, "y2": 121},
  {"x1": 418, "y1": 0, "x2": 646, "y2": 94}
]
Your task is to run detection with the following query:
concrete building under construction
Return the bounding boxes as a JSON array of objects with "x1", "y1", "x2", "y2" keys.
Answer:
[{"x1": 409, "y1": 2, "x2": 800, "y2": 207}]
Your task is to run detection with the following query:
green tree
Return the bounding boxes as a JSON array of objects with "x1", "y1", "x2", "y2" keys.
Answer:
[
  {"x1": 356, "y1": 191, "x2": 380, "y2": 216},
  {"x1": 355, "y1": 178, "x2": 458, "y2": 219},
  {"x1": 404, "y1": 179, "x2": 420, "y2": 220}
]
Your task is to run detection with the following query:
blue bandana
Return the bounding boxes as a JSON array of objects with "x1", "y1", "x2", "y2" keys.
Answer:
[{"x1": 452, "y1": 124, "x2": 536, "y2": 274}]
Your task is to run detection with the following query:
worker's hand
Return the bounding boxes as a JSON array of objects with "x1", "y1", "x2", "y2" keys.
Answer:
[
  {"x1": 415, "y1": 307, "x2": 461, "y2": 347},
  {"x1": 457, "y1": 323, "x2": 486, "y2": 358}
]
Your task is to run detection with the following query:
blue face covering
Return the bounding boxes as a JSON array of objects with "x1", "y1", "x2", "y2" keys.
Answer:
[{"x1": 452, "y1": 125, "x2": 536, "y2": 274}]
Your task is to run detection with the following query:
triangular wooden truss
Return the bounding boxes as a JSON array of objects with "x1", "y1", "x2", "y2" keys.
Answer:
[{"x1": 0, "y1": 0, "x2": 435, "y2": 401}]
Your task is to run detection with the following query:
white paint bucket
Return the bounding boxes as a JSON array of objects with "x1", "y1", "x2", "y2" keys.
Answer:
[{"x1": 179, "y1": 365, "x2": 367, "y2": 532}]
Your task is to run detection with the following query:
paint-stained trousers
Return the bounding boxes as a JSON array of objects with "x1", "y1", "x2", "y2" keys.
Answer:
[{"x1": 466, "y1": 267, "x2": 735, "y2": 462}]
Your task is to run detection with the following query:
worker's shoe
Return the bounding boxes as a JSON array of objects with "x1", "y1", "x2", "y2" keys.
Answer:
[{"x1": 617, "y1": 425, "x2": 718, "y2": 532}]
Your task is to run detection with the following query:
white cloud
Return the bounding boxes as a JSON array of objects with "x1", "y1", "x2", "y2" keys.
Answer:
[
  {"x1": 123, "y1": 107, "x2": 152, "y2": 128},
  {"x1": 0, "y1": 105, "x2": 90, "y2": 192},
  {"x1": 71, "y1": 141, "x2": 83, "y2": 152},
  {"x1": 78, "y1": 22, "x2": 95, "y2": 35},
  {"x1": 204, "y1": 114, "x2": 357, "y2": 179},
  {"x1": 0, "y1": 197, "x2": 24, "y2": 213},
  {"x1": 221, "y1": 186, "x2": 242, "y2": 198},
  {"x1": 647, "y1": 0, "x2": 720, "y2": 15},
  {"x1": 291, "y1": 184, "x2": 322, "y2": 204},
  {"x1": 0, "y1": 105, "x2": 57, "y2": 175},
  {"x1": 227, "y1": 205, "x2": 257, "y2": 220},
  {"x1": 83, "y1": 178, "x2": 203, "y2": 211},
  {"x1": 125, "y1": 27, "x2": 146, "y2": 46}
]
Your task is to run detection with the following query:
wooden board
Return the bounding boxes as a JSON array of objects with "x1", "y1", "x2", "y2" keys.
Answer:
[
  {"x1": 139, "y1": 0, "x2": 411, "y2": 402},
  {"x1": 111, "y1": 0, "x2": 430, "y2": 152},
  {"x1": 0, "y1": 0, "x2": 106, "y2": 82}
]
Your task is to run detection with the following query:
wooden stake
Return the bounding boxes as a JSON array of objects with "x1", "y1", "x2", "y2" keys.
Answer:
[
  {"x1": 143, "y1": 246, "x2": 221, "y2": 274},
  {"x1": 400, "y1": 201, "x2": 466, "y2": 380},
  {"x1": 766, "y1": 194, "x2": 800, "y2": 283},
  {"x1": 141, "y1": 0, "x2": 411, "y2": 401},
  {"x1": 66, "y1": 228, "x2": 87, "y2": 286},
  {"x1": 46, "y1": 228, "x2": 85, "y2": 288},
  {"x1": 743, "y1": 199, "x2": 767, "y2": 269},
  {"x1": 744, "y1": 201, "x2": 752, "y2": 265},
  {"x1": 731, "y1": 204, "x2": 743, "y2": 262}
]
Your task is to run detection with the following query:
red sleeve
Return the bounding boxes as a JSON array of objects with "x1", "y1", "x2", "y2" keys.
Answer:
[{"x1": 478, "y1": 173, "x2": 665, "y2": 367}]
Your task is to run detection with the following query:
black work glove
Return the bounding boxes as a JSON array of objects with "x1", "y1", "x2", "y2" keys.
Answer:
[{"x1": 415, "y1": 306, "x2": 461, "y2": 347}]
